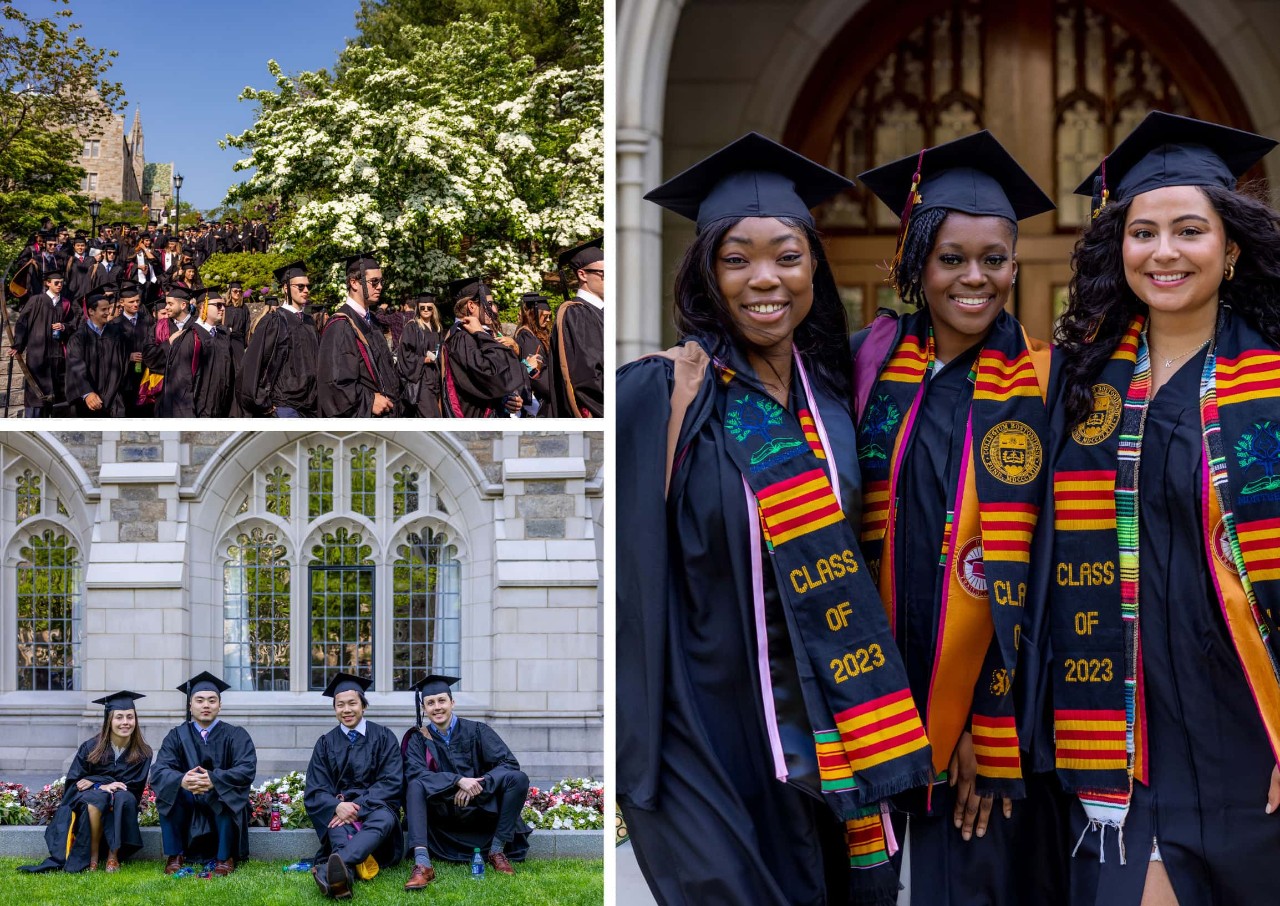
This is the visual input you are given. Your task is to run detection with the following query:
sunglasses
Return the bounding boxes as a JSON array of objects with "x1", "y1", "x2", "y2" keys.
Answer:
[
  {"x1": 365, "y1": 278, "x2": 385, "y2": 287},
  {"x1": 582, "y1": 268, "x2": 604, "y2": 277},
  {"x1": 209, "y1": 302, "x2": 227, "y2": 309}
]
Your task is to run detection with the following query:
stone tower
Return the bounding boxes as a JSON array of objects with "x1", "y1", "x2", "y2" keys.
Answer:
[{"x1": 129, "y1": 108, "x2": 144, "y2": 197}]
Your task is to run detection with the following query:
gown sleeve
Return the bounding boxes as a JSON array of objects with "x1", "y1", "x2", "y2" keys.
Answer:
[
  {"x1": 206, "y1": 725, "x2": 256, "y2": 814},
  {"x1": 148, "y1": 728, "x2": 188, "y2": 815},
  {"x1": 352, "y1": 727, "x2": 404, "y2": 813},
  {"x1": 404, "y1": 730, "x2": 462, "y2": 799},
  {"x1": 304, "y1": 733, "x2": 342, "y2": 832},
  {"x1": 476, "y1": 723, "x2": 522, "y2": 789}
]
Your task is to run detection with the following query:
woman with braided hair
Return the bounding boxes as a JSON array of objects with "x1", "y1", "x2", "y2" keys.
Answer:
[{"x1": 1050, "y1": 112, "x2": 1280, "y2": 906}]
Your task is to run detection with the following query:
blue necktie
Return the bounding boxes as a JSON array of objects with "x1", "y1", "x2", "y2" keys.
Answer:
[{"x1": 347, "y1": 729, "x2": 358, "y2": 746}]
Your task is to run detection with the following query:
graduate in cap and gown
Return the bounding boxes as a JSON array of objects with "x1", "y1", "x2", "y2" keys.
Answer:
[
  {"x1": 854, "y1": 131, "x2": 1067, "y2": 906},
  {"x1": 514, "y1": 292, "x2": 557, "y2": 417},
  {"x1": 106, "y1": 284, "x2": 153, "y2": 417},
  {"x1": 394, "y1": 294, "x2": 444, "y2": 417},
  {"x1": 19, "y1": 692, "x2": 151, "y2": 874},
  {"x1": 143, "y1": 286, "x2": 204, "y2": 418},
  {"x1": 317, "y1": 252, "x2": 400, "y2": 417},
  {"x1": 237, "y1": 262, "x2": 319, "y2": 417},
  {"x1": 65, "y1": 290, "x2": 128, "y2": 417},
  {"x1": 1050, "y1": 112, "x2": 1280, "y2": 906},
  {"x1": 439, "y1": 277, "x2": 527, "y2": 418},
  {"x1": 619, "y1": 133, "x2": 933, "y2": 906},
  {"x1": 149, "y1": 671, "x2": 256, "y2": 876},
  {"x1": 222, "y1": 280, "x2": 250, "y2": 356},
  {"x1": 402, "y1": 674, "x2": 532, "y2": 889},
  {"x1": 304, "y1": 673, "x2": 404, "y2": 899},
  {"x1": 192, "y1": 290, "x2": 236, "y2": 418},
  {"x1": 11, "y1": 268, "x2": 78, "y2": 417},
  {"x1": 552, "y1": 237, "x2": 604, "y2": 417}
]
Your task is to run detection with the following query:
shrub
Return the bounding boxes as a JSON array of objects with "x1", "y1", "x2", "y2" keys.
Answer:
[
  {"x1": 138, "y1": 786, "x2": 159, "y2": 826},
  {"x1": 0, "y1": 782, "x2": 33, "y2": 826},
  {"x1": 28, "y1": 778, "x2": 65, "y2": 826},
  {"x1": 250, "y1": 770, "x2": 311, "y2": 829}
]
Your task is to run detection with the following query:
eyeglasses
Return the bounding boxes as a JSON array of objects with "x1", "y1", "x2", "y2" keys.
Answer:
[
  {"x1": 365, "y1": 278, "x2": 385, "y2": 287},
  {"x1": 209, "y1": 302, "x2": 227, "y2": 309},
  {"x1": 291, "y1": 283, "x2": 311, "y2": 291},
  {"x1": 582, "y1": 268, "x2": 604, "y2": 277}
]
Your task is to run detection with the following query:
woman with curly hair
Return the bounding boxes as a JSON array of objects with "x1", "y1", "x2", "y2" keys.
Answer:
[
  {"x1": 1050, "y1": 112, "x2": 1280, "y2": 906},
  {"x1": 618, "y1": 133, "x2": 934, "y2": 906},
  {"x1": 513, "y1": 293, "x2": 556, "y2": 416},
  {"x1": 19, "y1": 692, "x2": 152, "y2": 873},
  {"x1": 852, "y1": 131, "x2": 1066, "y2": 906}
]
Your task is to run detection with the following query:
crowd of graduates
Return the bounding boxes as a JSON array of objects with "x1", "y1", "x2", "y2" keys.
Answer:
[{"x1": 4, "y1": 220, "x2": 604, "y2": 419}]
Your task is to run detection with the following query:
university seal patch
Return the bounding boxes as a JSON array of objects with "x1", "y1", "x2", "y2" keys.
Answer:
[
  {"x1": 1071, "y1": 384, "x2": 1122, "y2": 446},
  {"x1": 955, "y1": 536, "x2": 987, "y2": 598},
  {"x1": 1211, "y1": 518, "x2": 1239, "y2": 575},
  {"x1": 980, "y1": 420, "x2": 1043, "y2": 485}
]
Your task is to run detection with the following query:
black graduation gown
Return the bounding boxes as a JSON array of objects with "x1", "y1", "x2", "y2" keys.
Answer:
[
  {"x1": 316, "y1": 303, "x2": 401, "y2": 417},
  {"x1": 144, "y1": 319, "x2": 201, "y2": 418},
  {"x1": 193, "y1": 323, "x2": 235, "y2": 418},
  {"x1": 223, "y1": 304, "x2": 249, "y2": 354},
  {"x1": 394, "y1": 319, "x2": 443, "y2": 417},
  {"x1": 65, "y1": 321, "x2": 127, "y2": 417},
  {"x1": 107, "y1": 312, "x2": 153, "y2": 415},
  {"x1": 18, "y1": 739, "x2": 150, "y2": 873},
  {"x1": 1067, "y1": 351, "x2": 1280, "y2": 906},
  {"x1": 236, "y1": 307, "x2": 319, "y2": 416},
  {"x1": 149, "y1": 720, "x2": 256, "y2": 861},
  {"x1": 64, "y1": 254, "x2": 94, "y2": 302},
  {"x1": 303, "y1": 722, "x2": 404, "y2": 868},
  {"x1": 440, "y1": 326, "x2": 527, "y2": 418},
  {"x1": 515, "y1": 326, "x2": 557, "y2": 417},
  {"x1": 88, "y1": 260, "x2": 123, "y2": 296},
  {"x1": 13, "y1": 292, "x2": 79, "y2": 408},
  {"x1": 552, "y1": 297, "x2": 604, "y2": 417},
  {"x1": 403, "y1": 718, "x2": 532, "y2": 860},
  {"x1": 616, "y1": 341, "x2": 856, "y2": 906}
]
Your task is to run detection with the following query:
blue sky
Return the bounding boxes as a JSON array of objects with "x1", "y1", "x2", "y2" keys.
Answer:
[{"x1": 15, "y1": 0, "x2": 364, "y2": 210}]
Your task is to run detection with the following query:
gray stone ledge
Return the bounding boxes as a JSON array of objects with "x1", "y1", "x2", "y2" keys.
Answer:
[{"x1": 0, "y1": 825, "x2": 601, "y2": 860}]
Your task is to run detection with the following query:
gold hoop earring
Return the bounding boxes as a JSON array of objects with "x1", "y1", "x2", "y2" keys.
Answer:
[{"x1": 1225, "y1": 261, "x2": 1236, "y2": 281}]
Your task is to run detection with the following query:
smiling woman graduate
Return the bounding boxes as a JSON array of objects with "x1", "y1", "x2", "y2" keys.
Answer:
[
  {"x1": 1052, "y1": 112, "x2": 1280, "y2": 906},
  {"x1": 617, "y1": 133, "x2": 936, "y2": 906},
  {"x1": 852, "y1": 131, "x2": 1067, "y2": 906},
  {"x1": 19, "y1": 692, "x2": 152, "y2": 874}
]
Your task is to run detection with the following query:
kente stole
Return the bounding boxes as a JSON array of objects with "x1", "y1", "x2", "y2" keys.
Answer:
[
  {"x1": 857, "y1": 310, "x2": 1050, "y2": 797},
  {"x1": 716, "y1": 353, "x2": 932, "y2": 898},
  {"x1": 1052, "y1": 311, "x2": 1280, "y2": 859}
]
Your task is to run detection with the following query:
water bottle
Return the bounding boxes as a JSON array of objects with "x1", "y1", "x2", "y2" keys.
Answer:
[
  {"x1": 470, "y1": 848, "x2": 484, "y2": 880},
  {"x1": 270, "y1": 795, "x2": 281, "y2": 831}
]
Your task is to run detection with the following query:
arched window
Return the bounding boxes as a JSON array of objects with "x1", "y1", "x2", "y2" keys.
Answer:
[
  {"x1": 16, "y1": 529, "x2": 81, "y2": 691},
  {"x1": 223, "y1": 527, "x2": 291, "y2": 691},
  {"x1": 309, "y1": 526, "x2": 375, "y2": 690},
  {"x1": 392, "y1": 528, "x2": 461, "y2": 689}
]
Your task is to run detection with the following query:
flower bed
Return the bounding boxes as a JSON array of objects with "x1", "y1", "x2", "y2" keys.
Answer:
[{"x1": 1, "y1": 774, "x2": 605, "y2": 831}]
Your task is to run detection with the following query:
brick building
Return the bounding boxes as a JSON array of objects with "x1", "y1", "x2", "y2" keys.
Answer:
[
  {"x1": 0, "y1": 430, "x2": 604, "y2": 783},
  {"x1": 77, "y1": 104, "x2": 176, "y2": 217}
]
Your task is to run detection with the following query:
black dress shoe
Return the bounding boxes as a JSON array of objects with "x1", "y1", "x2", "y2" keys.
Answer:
[{"x1": 327, "y1": 852, "x2": 352, "y2": 900}]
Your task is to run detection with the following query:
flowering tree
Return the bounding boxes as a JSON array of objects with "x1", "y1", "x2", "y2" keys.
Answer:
[{"x1": 222, "y1": 11, "x2": 602, "y2": 316}]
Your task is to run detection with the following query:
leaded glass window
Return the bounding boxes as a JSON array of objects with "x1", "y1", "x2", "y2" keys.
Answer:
[
  {"x1": 224, "y1": 528, "x2": 291, "y2": 691},
  {"x1": 308, "y1": 446, "x2": 334, "y2": 518},
  {"x1": 17, "y1": 470, "x2": 41, "y2": 520},
  {"x1": 392, "y1": 529, "x2": 461, "y2": 689},
  {"x1": 16, "y1": 529, "x2": 80, "y2": 690},
  {"x1": 393, "y1": 466, "x2": 419, "y2": 518},
  {"x1": 351, "y1": 445, "x2": 376, "y2": 518},
  {"x1": 265, "y1": 467, "x2": 291, "y2": 519},
  {"x1": 308, "y1": 527, "x2": 374, "y2": 690}
]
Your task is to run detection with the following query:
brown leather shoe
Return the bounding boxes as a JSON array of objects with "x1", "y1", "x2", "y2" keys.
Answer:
[
  {"x1": 312, "y1": 864, "x2": 330, "y2": 896},
  {"x1": 403, "y1": 864, "x2": 436, "y2": 890},
  {"x1": 164, "y1": 855, "x2": 184, "y2": 875},
  {"x1": 105, "y1": 855, "x2": 120, "y2": 873},
  {"x1": 212, "y1": 858, "x2": 235, "y2": 876},
  {"x1": 327, "y1": 852, "x2": 352, "y2": 900},
  {"x1": 487, "y1": 851, "x2": 515, "y2": 875}
]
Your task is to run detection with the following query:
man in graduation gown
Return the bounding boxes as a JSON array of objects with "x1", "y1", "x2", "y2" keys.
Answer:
[
  {"x1": 64, "y1": 236, "x2": 95, "y2": 304},
  {"x1": 107, "y1": 285, "x2": 152, "y2": 416},
  {"x1": 150, "y1": 672, "x2": 256, "y2": 876},
  {"x1": 89, "y1": 246, "x2": 123, "y2": 297},
  {"x1": 10, "y1": 269, "x2": 78, "y2": 417},
  {"x1": 552, "y1": 237, "x2": 605, "y2": 418},
  {"x1": 402, "y1": 674, "x2": 531, "y2": 888},
  {"x1": 143, "y1": 287, "x2": 203, "y2": 418},
  {"x1": 317, "y1": 252, "x2": 400, "y2": 417},
  {"x1": 65, "y1": 291, "x2": 128, "y2": 417},
  {"x1": 192, "y1": 291, "x2": 236, "y2": 418},
  {"x1": 440, "y1": 278, "x2": 527, "y2": 418},
  {"x1": 304, "y1": 673, "x2": 404, "y2": 899},
  {"x1": 237, "y1": 262, "x2": 319, "y2": 417}
]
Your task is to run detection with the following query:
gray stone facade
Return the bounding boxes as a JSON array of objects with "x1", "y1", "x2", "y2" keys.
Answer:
[
  {"x1": 78, "y1": 106, "x2": 143, "y2": 204},
  {"x1": 0, "y1": 431, "x2": 604, "y2": 785}
]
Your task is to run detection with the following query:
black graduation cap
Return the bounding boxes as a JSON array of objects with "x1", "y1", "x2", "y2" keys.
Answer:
[
  {"x1": 557, "y1": 237, "x2": 603, "y2": 271},
  {"x1": 859, "y1": 130, "x2": 1055, "y2": 223},
  {"x1": 265, "y1": 295, "x2": 279, "y2": 307},
  {"x1": 321, "y1": 672, "x2": 373, "y2": 699},
  {"x1": 273, "y1": 260, "x2": 307, "y2": 284},
  {"x1": 177, "y1": 670, "x2": 230, "y2": 698},
  {"x1": 117, "y1": 284, "x2": 140, "y2": 299},
  {"x1": 1073, "y1": 111, "x2": 1278, "y2": 216},
  {"x1": 447, "y1": 276, "x2": 492, "y2": 305},
  {"x1": 521, "y1": 292, "x2": 552, "y2": 312},
  {"x1": 92, "y1": 691, "x2": 145, "y2": 714},
  {"x1": 73, "y1": 232, "x2": 87, "y2": 241},
  {"x1": 413, "y1": 293, "x2": 438, "y2": 305},
  {"x1": 644, "y1": 131, "x2": 854, "y2": 232},
  {"x1": 410, "y1": 674, "x2": 461, "y2": 728},
  {"x1": 345, "y1": 250, "x2": 380, "y2": 277},
  {"x1": 227, "y1": 280, "x2": 242, "y2": 290},
  {"x1": 167, "y1": 287, "x2": 192, "y2": 302},
  {"x1": 84, "y1": 290, "x2": 107, "y2": 308}
]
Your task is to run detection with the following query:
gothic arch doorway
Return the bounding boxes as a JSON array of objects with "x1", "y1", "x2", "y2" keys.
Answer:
[{"x1": 783, "y1": 0, "x2": 1259, "y2": 339}]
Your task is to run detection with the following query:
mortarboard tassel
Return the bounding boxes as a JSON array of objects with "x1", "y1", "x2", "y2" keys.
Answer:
[
  {"x1": 1091, "y1": 158, "x2": 1109, "y2": 220},
  {"x1": 887, "y1": 148, "x2": 927, "y2": 284}
]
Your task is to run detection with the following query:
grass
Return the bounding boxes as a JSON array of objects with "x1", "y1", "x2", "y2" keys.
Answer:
[{"x1": 0, "y1": 857, "x2": 603, "y2": 905}]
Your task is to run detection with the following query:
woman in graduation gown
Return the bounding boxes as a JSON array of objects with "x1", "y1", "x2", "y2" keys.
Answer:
[
  {"x1": 19, "y1": 692, "x2": 152, "y2": 873},
  {"x1": 851, "y1": 132, "x2": 1068, "y2": 906},
  {"x1": 395, "y1": 295, "x2": 444, "y2": 417},
  {"x1": 1051, "y1": 112, "x2": 1280, "y2": 906},
  {"x1": 513, "y1": 293, "x2": 557, "y2": 417},
  {"x1": 617, "y1": 133, "x2": 935, "y2": 906}
]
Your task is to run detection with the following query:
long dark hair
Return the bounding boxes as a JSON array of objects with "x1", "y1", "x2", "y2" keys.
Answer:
[
  {"x1": 1056, "y1": 183, "x2": 1280, "y2": 427},
  {"x1": 672, "y1": 215, "x2": 850, "y2": 397},
  {"x1": 517, "y1": 302, "x2": 549, "y2": 346},
  {"x1": 87, "y1": 708, "x2": 152, "y2": 765}
]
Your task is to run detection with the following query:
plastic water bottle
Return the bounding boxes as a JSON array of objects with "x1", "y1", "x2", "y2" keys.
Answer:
[
  {"x1": 470, "y1": 848, "x2": 485, "y2": 880},
  {"x1": 270, "y1": 795, "x2": 281, "y2": 831}
]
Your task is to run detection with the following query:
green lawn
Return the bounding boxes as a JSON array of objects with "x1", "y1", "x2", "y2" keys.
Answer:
[{"x1": 0, "y1": 857, "x2": 603, "y2": 905}]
